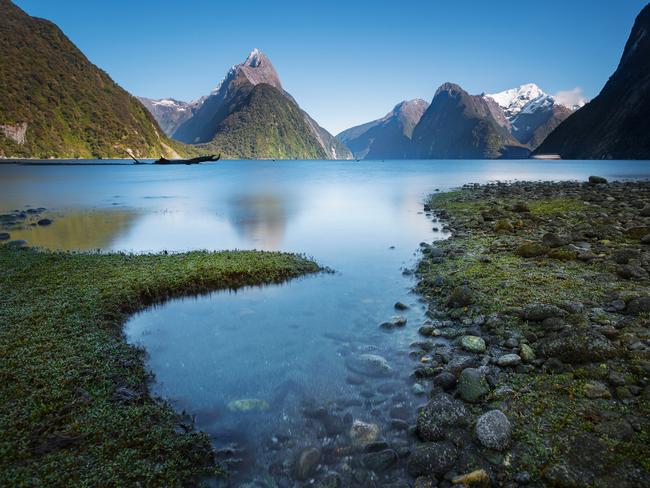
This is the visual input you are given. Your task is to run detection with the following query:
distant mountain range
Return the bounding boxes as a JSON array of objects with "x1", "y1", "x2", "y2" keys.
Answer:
[
  {"x1": 337, "y1": 99, "x2": 429, "y2": 159},
  {"x1": 141, "y1": 49, "x2": 351, "y2": 160},
  {"x1": 0, "y1": 0, "x2": 187, "y2": 159},
  {"x1": 338, "y1": 82, "x2": 578, "y2": 160},
  {"x1": 535, "y1": 3, "x2": 650, "y2": 159},
  {"x1": 1, "y1": 0, "x2": 649, "y2": 160}
]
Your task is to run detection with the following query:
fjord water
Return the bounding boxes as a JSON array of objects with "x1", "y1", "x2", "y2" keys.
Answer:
[{"x1": 2, "y1": 160, "x2": 649, "y2": 484}]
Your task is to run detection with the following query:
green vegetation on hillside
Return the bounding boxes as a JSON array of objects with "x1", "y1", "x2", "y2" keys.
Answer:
[
  {"x1": 199, "y1": 83, "x2": 329, "y2": 160},
  {"x1": 0, "y1": 1, "x2": 192, "y2": 159},
  {"x1": 0, "y1": 246, "x2": 320, "y2": 485}
]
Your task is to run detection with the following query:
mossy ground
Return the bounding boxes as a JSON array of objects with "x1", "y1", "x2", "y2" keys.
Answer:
[
  {"x1": 419, "y1": 186, "x2": 650, "y2": 485},
  {"x1": 0, "y1": 247, "x2": 320, "y2": 486}
]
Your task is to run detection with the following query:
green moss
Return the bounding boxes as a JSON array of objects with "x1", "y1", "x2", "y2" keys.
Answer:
[{"x1": 0, "y1": 247, "x2": 320, "y2": 486}]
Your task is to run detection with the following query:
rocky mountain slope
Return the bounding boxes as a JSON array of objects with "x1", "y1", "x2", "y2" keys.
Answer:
[
  {"x1": 410, "y1": 83, "x2": 528, "y2": 159},
  {"x1": 336, "y1": 99, "x2": 429, "y2": 159},
  {"x1": 156, "y1": 49, "x2": 351, "y2": 160},
  {"x1": 0, "y1": 0, "x2": 185, "y2": 159},
  {"x1": 535, "y1": 4, "x2": 650, "y2": 159}
]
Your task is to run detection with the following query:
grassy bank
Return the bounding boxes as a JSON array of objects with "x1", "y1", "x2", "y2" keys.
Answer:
[
  {"x1": 416, "y1": 181, "x2": 650, "y2": 486},
  {"x1": 0, "y1": 247, "x2": 320, "y2": 486}
]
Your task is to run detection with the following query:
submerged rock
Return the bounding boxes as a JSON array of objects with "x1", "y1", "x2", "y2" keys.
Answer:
[
  {"x1": 295, "y1": 446, "x2": 321, "y2": 480},
  {"x1": 345, "y1": 353, "x2": 393, "y2": 377},
  {"x1": 452, "y1": 469, "x2": 491, "y2": 487},
  {"x1": 227, "y1": 398, "x2": 270, "y2": 412},
  {"x1": 407, "y1": 441, "x2": 458, "y2": 477},
  {"x1": 349, "y1": 420, "x2": 380, "y2": 446}
]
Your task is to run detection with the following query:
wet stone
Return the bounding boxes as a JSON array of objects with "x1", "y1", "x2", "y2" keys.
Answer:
[
  {"x1": 407, "y1": 441, "x2": 458, "y2": 477},
  {"x1": 475, "y1": 410, "x2": 511, "y2": 451},
  {"x1": 457, "y1": 368, "x2": 490, "y2": 403},
  {"x1": 460, "y1": 335, "x2": 486, "y2": 353}
]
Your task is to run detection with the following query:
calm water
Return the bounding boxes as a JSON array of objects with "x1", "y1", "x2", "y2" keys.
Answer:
[{"x1": 2, "y1": 159, "x2": 649, "y2": 485}]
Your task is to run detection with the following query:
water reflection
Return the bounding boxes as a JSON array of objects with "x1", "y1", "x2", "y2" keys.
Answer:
[
  {"x1": 4, "y1": 209, "x2": 137, "y2": 250},
  {"x1": 227, "y1": 193, "x2": 293, "y2": 250}
]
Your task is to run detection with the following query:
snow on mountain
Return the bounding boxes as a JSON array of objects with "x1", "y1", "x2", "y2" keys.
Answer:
[{"x1": 484, "y1": 83, "x2": 547, "y2": 119}]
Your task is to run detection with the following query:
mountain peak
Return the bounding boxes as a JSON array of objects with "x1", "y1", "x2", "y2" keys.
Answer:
[
  {"x1": 435, "y1": 82, "x2": 466, "y2": 97},
  {"x1": 244, "y1": 48, "x2": 263, "y2": 67}
]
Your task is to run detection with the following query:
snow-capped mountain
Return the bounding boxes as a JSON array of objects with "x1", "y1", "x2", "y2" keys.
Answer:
[
  {"x1": 484, "y1": 83, "x2": 580, "y2": 149},
  {"x1": 485, "y1": 83, "x2": 547, "y2": 119},
  {"x1": 137, "y1": 97, "x2": 205, "y2": 137}
]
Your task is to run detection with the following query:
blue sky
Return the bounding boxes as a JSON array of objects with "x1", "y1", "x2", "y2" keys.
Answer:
[{"x1": 15, "y1": 0, "x2": 648, "y2": 135}]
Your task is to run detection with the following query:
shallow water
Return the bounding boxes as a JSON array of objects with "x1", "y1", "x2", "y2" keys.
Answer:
[{"x1": 2, "y1": 159, "x2": 650, "y2": 484}]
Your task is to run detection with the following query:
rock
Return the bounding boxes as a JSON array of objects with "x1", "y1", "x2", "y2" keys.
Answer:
[
  {"x1": 496, "y1": 354, "x2": 521, "y2": 367},
  {"x1": 315, "y1": 472, "x2": 342, "y2": 488},
  {"x1": 475, "y1": 410, "x2": 511, "y2": 451},
  {"x1": 625, "y1": 226, "x2": 650, "y2": 239},
  {"x1": 6, "y1": 239, "x2": 28, "y2": 248},
  {"x1": 394, "y1": 301, "x2": 409, "y2": 310},
  {"x1": 227, "y1": 398, "x2": 270, "y2": 412},
  {"x1": 616, "y1": 264, "x2": 648, "y2": 280},
  {"x1": 519, "y1": 343, "x2": 535, "y2": 363},
  {"x1": 521, "y1": 303, "x2": 566, "y2": 322},
  {"x1": 412, "y1": 383, "x2": 426, "y2": 395},
  {"x1": 626, "y1": 296, "x2": 650, "y2": 315},
  {"x1": 362, "y1": 449, "x2": 398, "y2": 472},
  {"x1": 537, "y1": 329, "x2": 619, "y2": 364},
  {"x1": 349, "y1": 420, "x2": 379, "y2": 446},
  {"x1": 37, "y1": 218, "x2": 53, "y2": 226},
  {"x1": 407, "y1": 441, "x2": 458, "y2": 477},
  {"x1": 583, "y1": 381, "x2": 611, "y2": 399},
  {"x1": 593, "y1": 419, "x2": 634, "y2": 441},
  {"x1": 416, "y1": 393, "x2": 468, "y2": 441},
  {"x1": 460, "y1": 335, "x2": 486, "y2": 353},
  {"x1": 433, "y1": 371, "x2": 457, "y2": 390},
  {"x1": 542, "y1": 232, "x2": 565, "y2": 248},
  {"x1": 515, "y1": 241, "x2": 547, "y2": 258},
  {"x1": 494, "y1": 218, "x2": 514, "y2": 232},
  {"x1": 380, "y1": 315, "x2": 407, "y2": 329},
  {"x1": 511, "y1": 202, "x2": 530, "y2": 213},
  {"x1": 345, "y1": 354, "x2": 393, "y2": 377},
  {"x1": 452, "y1": 469, "x2": 491, "y2": 487},
  {"x1": 413, "y1": 477, "x2": 436, "y2": 488},
  {"x1": 447, "y1": 285, "x2": 474, "y2": 308},
  {"x1": 641, "y1": 234, "x2": 650, "y2": 244},
  {"x1": 0, "y1": 232, "x2": 10, "y2": 240},
  {"x1": 295, "y1": 447, "x2": 321, "y2": 480},
  {"x1": 640, "y1": 205, "x2": 650, "y2": 217},
  {"x1": 588, "y1": 176, "x2": 608, "y2": 184},
  {"x1": 457, "y1": 368, "x2": 490, "y2": 403}
]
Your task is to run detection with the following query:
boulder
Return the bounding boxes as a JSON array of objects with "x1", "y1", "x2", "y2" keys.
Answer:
[
  {"x1": 475, "y1": 410, "x2": 511, "y2": 451},
  {"x1": 460, "y1": 335, "x2": 486, "y2": 353},
  {"x1": 345, "y1": 354, "x2": 393, "y2": 377},
  {"x1": 457, "y1": 368, "x2": 490, "y2": 403},
  {"x1": 447, "y1": 285, "x2": 474, "y2": 308},
  {"x1": 416, "y1": 393, "x2": 468, "y2": 441},
  {"x1": 537, "y1": 329, "x2": 619, "y2": 364}
]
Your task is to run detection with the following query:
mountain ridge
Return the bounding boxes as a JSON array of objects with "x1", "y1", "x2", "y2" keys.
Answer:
[{"x1": 0, "y1": 0, "x2": 188, "y2": 159}]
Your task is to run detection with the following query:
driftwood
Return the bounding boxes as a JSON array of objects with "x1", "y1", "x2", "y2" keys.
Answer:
[{"x1": 154, "y1": 154, "x2": 221, "y2": 165}]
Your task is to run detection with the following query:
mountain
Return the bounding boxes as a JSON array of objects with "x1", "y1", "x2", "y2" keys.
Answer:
[
  {"x1": 137, "y1": 97, "x2": 204, "y2": 137},
  {"x1": 336, "y1": 99, "x2": 429, "y2": 159},
  {"x1": 410, "y1": 83, "x2": 529, "y2": 159},
  {"x1": 0, "y1": 0, "x2": 186, "y2": 159},
  {"x1": 164, "y1": 49, "x2": 351, "y2": 160},
  {"x1": 535, "y1": 4, "x2": 650, "y2": 159},
  {"x1": 484, "y1": 83, "x2": 575, "y2": 150}
]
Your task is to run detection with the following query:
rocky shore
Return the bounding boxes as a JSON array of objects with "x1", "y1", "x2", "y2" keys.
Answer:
[{"x1": 411, "y1": 178, "x2": 650, "y2": 487}]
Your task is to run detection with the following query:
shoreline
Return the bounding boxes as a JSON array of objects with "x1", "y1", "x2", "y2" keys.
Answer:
[
  {"x1": 0, "y1": 247, "x2": 320, "y2": 486},
  {"x1": 411, "y1": 178, "x2": 650, "y2": 486}
]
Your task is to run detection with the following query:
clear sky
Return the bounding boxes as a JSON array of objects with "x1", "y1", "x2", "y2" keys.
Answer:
[{"x1": 14, "y1": 0, "x2": 648, "y2": 135}]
